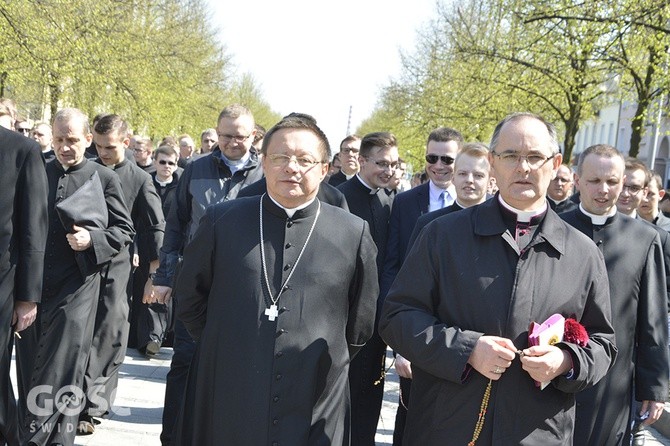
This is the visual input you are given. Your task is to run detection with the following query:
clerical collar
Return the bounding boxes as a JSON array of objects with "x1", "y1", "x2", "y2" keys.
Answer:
[
  {"x1": 453, "y1": 199, "x2": 471, "y2": 210},
  {"x1": 548, "y1": 196, "x2": 568, "y2": 206},
  {"x1": 356, "y1": 174, "x2": 379, "y2": 194},
  {"x1": 59, "y1": 158, "x2": 87, "y2": 172},
  {"x1": 343, "y1": 172, "x2": 356, "y2": 180},
  {"x1": 267, "y1": 194, "x2": 317, "y2": 218},
  {"x1": 497, "y1": 195, "x2": 547, "y2": 223},
  {"x1": 578, "y1": 203, "x2": 617, "y2": 225},
  {"x1": 220, "y1": 150, "x2": 251, "y2": 174},
  {"x1": 156, "y1": 177, "x2": 173, "y2": 187}
]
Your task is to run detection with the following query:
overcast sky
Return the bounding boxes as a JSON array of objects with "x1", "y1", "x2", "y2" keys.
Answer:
[{"x1": 207, "y1": 0, "x2": 436, "y2": 146}]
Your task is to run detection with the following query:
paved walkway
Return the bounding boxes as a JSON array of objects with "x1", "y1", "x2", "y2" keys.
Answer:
[{"x1": 10, "y1": 347, "x2": 670, "y2": 445}]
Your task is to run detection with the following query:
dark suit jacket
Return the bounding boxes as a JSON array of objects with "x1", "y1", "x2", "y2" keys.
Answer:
[
  {"x1": 408, "y1": 202, "x2": 464, "y2": 250},
  {"x1": 237, "y1": 177, "x2": 349, "y2": 210},
  {"x1": 327, "y1": 171, "x2": 347, "y2": 187},
  {"x1": 379, "y1": 182, "x2": 430, "y2": 301}
]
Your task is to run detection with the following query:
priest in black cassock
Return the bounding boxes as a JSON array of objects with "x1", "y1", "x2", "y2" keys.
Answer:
[
  {"x1": 0, "y1": 126, "x2": 48, "y2": 446},
  {"x1": 173, "y1": 113, "x2": 378, "y2": 445},
  {"x1": 16, "y1": 108, "x2": 134, "y2": 446},
  {"x1": 563, "y1": 145, "x2": 668, "y2": 445},
  {"x1": 78, "y1": 114, "x2": 165, "y2": 433},
  {"x1": 547, "y1": 164, "x2": 577, "y2": 214},
  {"x1": 337, "y1": 131, "x2": 397, "y2": 445}
]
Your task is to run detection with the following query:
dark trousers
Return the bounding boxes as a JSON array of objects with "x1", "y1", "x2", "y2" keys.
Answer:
[
  {"x1": 349, "y1": 332, "x2": 387, "y2": 446},
  {"x1": 393, "y1": 376, "x2": 411, "y2": 446},
  {"x1": 130, "y1": 264, "x2": 171, "y2": 351},
  {"x1": 160, "y1": 312, "x2": 196, "y2": 446}
]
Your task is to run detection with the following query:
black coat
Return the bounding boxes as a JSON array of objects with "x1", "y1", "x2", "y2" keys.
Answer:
[
  {"x1": 174, "y1": 195, "x2": 378, "y2": 445},
  {"x1": 562, "y1": 210, "x2": 669, "y2": 445},
  {"x1": 380, "y1": 197, "x2": 616, "y2": 445},
  {"x1": 0, "y1": 129, "x2": 48, "y2": 446}
]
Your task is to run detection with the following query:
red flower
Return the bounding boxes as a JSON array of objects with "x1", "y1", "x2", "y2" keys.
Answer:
[{"x1": 563, "y1": 318, "x2": 589, "y2": 347}]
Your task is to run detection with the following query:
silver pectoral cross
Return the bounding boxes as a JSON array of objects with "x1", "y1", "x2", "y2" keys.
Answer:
[{"x1": 265, "y1": 304, "x2": 279, "y2": 321}]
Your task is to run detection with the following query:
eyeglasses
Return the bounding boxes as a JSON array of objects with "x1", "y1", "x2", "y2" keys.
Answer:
[
  {"x1": 340, "y1": 147, "x2": 360, "y2": 154},
  {"x1": 622, "y1": 184, "x2": 646, "y2": 195},
  {"x1": 367, "y1": 158, "x2": 398, "y2": 170},
  {"x1": 17, "y1": 128, "x2": 30, "y2": 134},
  {"x1": 218, "y1": 133, "x2": 251, "y2": 143},
  {"x1": 425, "y1": 154, "x2": 455, "y2": 165},
  {"x1": 491, "y1": 151, "x2": 555, "y2": 169},
  {"x1": 158, "y1": 160, "x2": 177, "y2": 166},
  {"x1": 267, "y1": 154, "x2": 324, "y2": 168}
]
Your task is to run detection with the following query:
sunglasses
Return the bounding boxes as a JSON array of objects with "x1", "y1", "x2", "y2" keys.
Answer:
[
  {"x1": 158, "y1": 160, "x2": 176, "y2": 166},
  {"x1": 17, "y1": 128, "x2": 30, "y2": 134},
  {"x1": 425, "y1": 154, "x2": 455, "y2": 165}
]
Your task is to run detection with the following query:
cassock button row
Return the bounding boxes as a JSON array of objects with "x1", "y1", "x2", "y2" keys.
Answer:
[
  {"x1": 273, "y1": 396, "x2": 279, "y2": 402},
  {"x1": 279, "y1": 328, "x2": 287, "y2": 334},
  {"x1": 273, "y1": 418, "x2": 279, "y2": 425},
  {"x1": 276, "y1": 374, "x2": 282, "y2": 380},
  {"x1": 276, "y1": 351, "x2": 283, "y2": 358},
  {"x1": 287, "y1": 220, "x2": 293, "y2": 227},
  {"x1": 285, "y1": 243, "x2": 292, "y2": 249},
  {"x1": 272, "y1": 442, "x2": 279, "y2": 446},
  {"x1": 283, "y1": 264, "x2": 291, "y2": 271}
]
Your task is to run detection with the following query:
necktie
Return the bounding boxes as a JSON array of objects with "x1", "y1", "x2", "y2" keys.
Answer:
[{"x1": 439, "y1": 191, "x2": 447, "y2": 209}]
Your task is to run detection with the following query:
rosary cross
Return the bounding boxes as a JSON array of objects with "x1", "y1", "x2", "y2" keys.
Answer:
[{"x1": 265, "y1": 304, "x2": 279, "y2": 321}]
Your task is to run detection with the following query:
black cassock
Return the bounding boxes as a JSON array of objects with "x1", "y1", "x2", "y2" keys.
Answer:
[
  {"x1": 0, "y1": 129, "x2": 48, "y2": 446},
  {"x1": 16, "y1": 159, "x2": 134, "y2": 446},
  {"x1": 562, "y1": 210, "x2": 669, "y2": 445},
  {"x1": 337, "y1": 175, "x2": 392, "y2": 445},
  {"x1": 174, "y1": 195, "x2": 378, "y2": 445},
  {"x1": 84, "y1": 159, "x2": 165, "y2": 417}
]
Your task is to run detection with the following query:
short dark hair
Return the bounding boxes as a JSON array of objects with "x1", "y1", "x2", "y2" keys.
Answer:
[
  {"x1": 253, "y1": 124, "x2": 266, "y2": 145},
  {"x1": 94, "y1": 114, "x2": 128, "y2": 137},
  {"x1": 339, "y1": 134, "x2": 361, "y2": 150},
  {"x1": 624, "y1": 157, "x2": 651, "y2": 186},
  {"x1": 360, "y1": 132, "x2": 397, "y2": 158},
  {"x1": 427, "y1": 127, "x2": 463, "y2": 148},
  {"x1": 577, "y1": 144, "x2": 625, "y2": 176},
  {"x1": 261, "y1": 113, "x2": 331, "y2": 161},
  {"x1": 490, "y1": 113, "x2": 559, "y2": 155},
  {"x1": 154, "y1": 145, "x2": 179, "y2": 159}
]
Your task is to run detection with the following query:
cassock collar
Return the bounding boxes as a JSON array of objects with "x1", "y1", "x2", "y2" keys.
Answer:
[
  {"x1": 473, "y1": 193, "x2": 566, "y2": 255},
  {"x1": 94, "y1": 157, "x2": 128, "y2": 170},
  {"x1": 451, "y1": 201, "x2": 466, "y2": 211},
  {"x1": 263, "y1": 193, "x2": 320, "y2": 220},
  {"x1": 354, "y1": 174, "x2": 379, "y2": 195},
  {"x1": 57, "y1": 157, "x2": 88, "y2": 173},
  {"x1": 498, "y1": 195, "x2": 547, "y2": 223},
  {"x1": 578, "y1": 204, "x2": 617, "y2": 226}
]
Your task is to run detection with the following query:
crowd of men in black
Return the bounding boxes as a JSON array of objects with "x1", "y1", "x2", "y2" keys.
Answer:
[{"x1": 0, "y1": 96, "x2": 668, "y2": 446}]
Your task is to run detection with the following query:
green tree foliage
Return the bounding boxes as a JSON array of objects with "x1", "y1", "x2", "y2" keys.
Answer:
[
  {"x1": 0, "y1": 0, "x2": 278, "y2": 139},
  {"x1": 362, "y1": 0, "x2": 668, "y2": 165}
]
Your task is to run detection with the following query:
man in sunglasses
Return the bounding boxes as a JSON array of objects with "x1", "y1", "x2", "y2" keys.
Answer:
[{"x1": 379, "y1": 126, "x2": 463, "y2": 444}]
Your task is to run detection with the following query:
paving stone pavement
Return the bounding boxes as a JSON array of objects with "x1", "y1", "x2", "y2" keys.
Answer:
[{"x1": 10, "y1": 347, "x2": 670, "y2": 445}]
